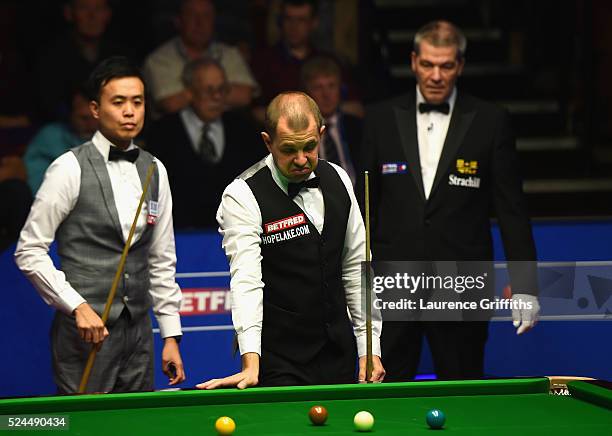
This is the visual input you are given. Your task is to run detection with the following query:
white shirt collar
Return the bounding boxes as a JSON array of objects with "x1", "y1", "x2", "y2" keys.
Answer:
[
  {"x1": 181, "y1": 106, "x2": 222, "y2": 130},
  {"x1": 181, "y1": 106, "x2": 205, "y2": 131},
  {"x1": 92, "y1": 130, "x2": 137, "y2": 162},
  {"x1": 180, "y1": 106, "x2": 223, "y2": 155}
]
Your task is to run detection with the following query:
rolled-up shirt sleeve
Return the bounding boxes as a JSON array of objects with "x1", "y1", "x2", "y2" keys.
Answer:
[{"x1": 216, "y1": 178, "x2": 264, "y2": 356}]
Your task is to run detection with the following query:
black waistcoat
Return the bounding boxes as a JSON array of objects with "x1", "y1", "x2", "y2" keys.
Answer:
[{"x1": 245, "y1": 160, "x2": 356, "y2": 363}]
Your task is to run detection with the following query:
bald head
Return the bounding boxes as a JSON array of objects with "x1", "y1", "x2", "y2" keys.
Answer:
[
  {"x1": 264, "y1": 92, "x2": 323, "y2": 139},
  {"x1": 261, "y1": 92, "x2": 325, "y2": 182}
]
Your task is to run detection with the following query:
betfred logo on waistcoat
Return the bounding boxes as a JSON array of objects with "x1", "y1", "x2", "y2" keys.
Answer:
[
  {"x1": 264, "y1": 213, "x2": 306, "y2": 234},
  {"x1": 262, "y1": 213, "x2": 310, "y2": 245}
]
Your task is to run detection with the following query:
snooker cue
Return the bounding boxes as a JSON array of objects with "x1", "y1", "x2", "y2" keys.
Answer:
[
  {"x1": 78, "y1": 162, "x2": 156, "y2": 393},
  {"x1": 364, "y1": 171, "x2": 374, "y2": 382}
]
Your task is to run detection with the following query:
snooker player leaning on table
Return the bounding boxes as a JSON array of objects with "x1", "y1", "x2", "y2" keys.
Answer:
[
  {"x1": 14, "y1": 56, "x2": 186, "y2": 393},
  {"x1": 197, "y1": 92, "x2": 385, "y2": 389}
]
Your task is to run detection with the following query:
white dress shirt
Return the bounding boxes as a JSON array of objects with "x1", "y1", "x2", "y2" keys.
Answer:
[
  {"x1": 216, "y1": 154, "x2": 382, "y2": 358},
  {"x1": 180, "y1": 107, "x2": 225, "y2": 163},
  {"x1": 14, "y1": 131, "x2": 182, "y2": 338},
  {"x1": 416, "y1": 86, "x2": 457, "y2": 199}
]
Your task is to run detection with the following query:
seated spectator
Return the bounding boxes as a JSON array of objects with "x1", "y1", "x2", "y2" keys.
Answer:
[
  {"x1": 251, "y1": 0, "x2": 363, "y2": 123},
  {"x1": 147, "y1": 57, "x2": 264, "y2": 229},
  {"x1": 302, "y1": 55, "x2": 362, "y2": 185},
  {"x1": 36, "y1": 0, "x2": 128, "y2": 122},
  {"x1": 23, "y1": 88, "x2": 98, "y2": 194},
  {"x1": 144, "y1": 0, "x2": 258, "y2": 116},
  {"x1": 264, "y1": 0, "x2": 360, "y2": 66}
]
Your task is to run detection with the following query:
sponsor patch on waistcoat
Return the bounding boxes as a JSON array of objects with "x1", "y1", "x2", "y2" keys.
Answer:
[{"x1": 262, "y1": 213, "x2": 310, "y2": 245}]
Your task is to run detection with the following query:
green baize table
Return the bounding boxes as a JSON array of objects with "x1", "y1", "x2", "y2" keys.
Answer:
[{"x1": 1, "y1": 378, "x2": 610, "y2": 435}]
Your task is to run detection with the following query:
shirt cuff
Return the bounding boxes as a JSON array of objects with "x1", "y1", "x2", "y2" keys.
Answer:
[
  {"x1": 356, "y1": 334, "x2": 381, "y2": 358},
  {"x1": 57, "y1": 286, "x2": 87, "y2": 316},
  {"x1": 157, "y1": 314, "x2": 182, "y2": 339},
  {"x1": 237, "y1": 327, "x2": 261, "y2": 356}
]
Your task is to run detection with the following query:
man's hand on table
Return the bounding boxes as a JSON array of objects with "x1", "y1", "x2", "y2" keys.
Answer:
[
  {"x1": 358, "y1": 355, "x2": 386, "y2": 383},
  {"x1": 196, "y1": 352, "x2": 259, "y2": 390}
]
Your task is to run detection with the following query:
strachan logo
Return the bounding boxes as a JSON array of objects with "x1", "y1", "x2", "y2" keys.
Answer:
[
  {"x1": 449, "y1": 174, "x2": 481, "y2": 188},
  {"x1": 456, "y1": 159, "x2": 478, "y2": 175}
]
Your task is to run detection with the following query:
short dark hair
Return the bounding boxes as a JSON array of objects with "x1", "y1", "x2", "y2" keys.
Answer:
[
  {"x1": 281, "y1": 0, "x2": 318, "y2": 17},
  {"x1": 87, "y1": 56, "x2": 145, "y2": 102}
]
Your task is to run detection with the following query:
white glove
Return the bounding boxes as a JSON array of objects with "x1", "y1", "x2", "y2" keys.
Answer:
[{"x1": 511, "y1": 293, "x2": 540, "y2": 335}]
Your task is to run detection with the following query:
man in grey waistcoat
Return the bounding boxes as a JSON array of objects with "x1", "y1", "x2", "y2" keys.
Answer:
[{"x1": 15, "y1": 56, "x2": 186, "y2": 393}]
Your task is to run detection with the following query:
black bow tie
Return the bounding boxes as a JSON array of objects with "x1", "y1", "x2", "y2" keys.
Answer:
[
  {"x1": 288, "y1": 177, "x2": 320, "y2": 199},
  {"x1": 418, "y1": 102, "x2": 450, "y2": 114},
  {"x1": 108, "y1": 146, "x2": 139, "y2": 163}
]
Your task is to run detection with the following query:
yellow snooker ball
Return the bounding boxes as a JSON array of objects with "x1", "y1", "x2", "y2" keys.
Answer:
[
  {"x1": 215, "y1": 416, "x2": 236, "y2": 435},
  {"x1": 354, "y1": 411, "x2": 374, "y2": 432}
]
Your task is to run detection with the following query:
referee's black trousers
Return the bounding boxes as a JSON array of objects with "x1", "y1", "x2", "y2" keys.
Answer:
[{"x1": 381, "y1": 321, "x2": 489, "y2": 381}]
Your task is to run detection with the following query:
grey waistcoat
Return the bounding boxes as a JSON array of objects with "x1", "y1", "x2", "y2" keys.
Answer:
[{"x1": 56, "y1": 141, "x2": 159, "y2": 324}]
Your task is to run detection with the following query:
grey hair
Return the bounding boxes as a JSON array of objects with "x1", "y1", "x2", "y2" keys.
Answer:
[
  {"x1": 413, "y1": 20, "x2": 467, "y2": 60},
  {"x1": 181, "y1": 56, "x2": 226, "y2": 88}
]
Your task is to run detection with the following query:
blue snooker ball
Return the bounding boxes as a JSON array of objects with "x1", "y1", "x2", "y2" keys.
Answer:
[{"x1": 426, "y1": 409, "x2": 446, "y2": 429}]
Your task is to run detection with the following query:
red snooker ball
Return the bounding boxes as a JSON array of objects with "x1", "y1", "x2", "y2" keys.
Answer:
[{"x1": 309, "y1": 405, "x2": 328, "y2": 425}]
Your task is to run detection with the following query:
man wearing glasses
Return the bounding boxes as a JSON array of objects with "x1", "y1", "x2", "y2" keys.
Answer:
[{"x1": 147, "y1": 58, "x2": 265, "y2": 228}]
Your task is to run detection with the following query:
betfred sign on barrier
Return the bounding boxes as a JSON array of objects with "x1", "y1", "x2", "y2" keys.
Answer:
[{"x1": 180, "y1": 288, "x2": 231, "y2": 315}]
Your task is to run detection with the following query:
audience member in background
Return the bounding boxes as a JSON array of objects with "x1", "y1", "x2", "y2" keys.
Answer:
[
  {"x1": 36, "y1": 0, "x2": 129, "y2": 122},
  {"x1": 264, "y1": 0, "x2": 360, "y2": 66},
  {"x1": 251, "y1": 0, "x2": 363, "y2": 123},
  {"x1": 144, "y1": 0, "x2": 258, "y2": 116},
  {"x1": 147, "y1": 58, "x2": 264, "y2": 229},
  {"x1": 302, "y1": 56, "x2": 362, "y2": 185},
  {"x1": 214, "y1": 0, "x2": 254, "y2": 62},
  {"x1": 24, "y1": 88, "x2": 98, "y2": 195}
]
